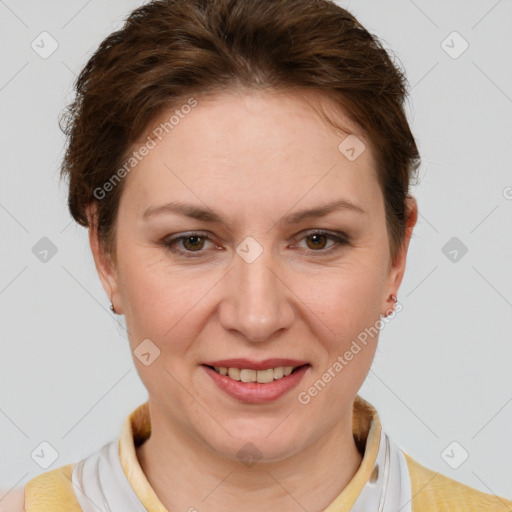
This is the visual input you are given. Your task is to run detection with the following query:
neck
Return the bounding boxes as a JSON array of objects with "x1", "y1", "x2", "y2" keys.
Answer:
[{"x1": 135, "y1": 402, "x2": 363, "y2": 512}]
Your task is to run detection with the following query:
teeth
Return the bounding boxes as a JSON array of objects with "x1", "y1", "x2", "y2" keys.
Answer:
[
  {"x1": 241, "y1": 369, "x2": 257, "y2": 382},
  {"x1": 227, "y1": 367, "x2": 240, "y2": 380},
  {"x1": 274, "y1": 367, "x2": 284, "y2": 379},
  {"x1": 213, "y1": 365, "x2": 299, "y2": 382},
  {"x1": 255, "y1": 368, "x2": 273, "y2": 383}
]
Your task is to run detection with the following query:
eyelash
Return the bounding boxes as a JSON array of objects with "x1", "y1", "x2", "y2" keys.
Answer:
[{"x1": 161, "y1": 230, "x2": 349, "y2": 258}]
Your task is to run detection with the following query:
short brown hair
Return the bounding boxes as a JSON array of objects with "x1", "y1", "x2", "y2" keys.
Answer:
[{"x1": 60, "y1": 0, "x2": 420, "y2": 263}]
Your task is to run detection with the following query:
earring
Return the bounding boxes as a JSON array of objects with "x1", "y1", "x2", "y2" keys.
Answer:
[
  {"x1": 382, "y1": 294, "x2": 398, "y2": 318},
  {"x1": 109, "y1": 295, "x2": 117, "y2": 314}
]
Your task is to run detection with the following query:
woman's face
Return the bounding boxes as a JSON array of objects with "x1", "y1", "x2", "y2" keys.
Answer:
[{"x1": 90, "y1": 88, "x2": 416, "y2": 462}]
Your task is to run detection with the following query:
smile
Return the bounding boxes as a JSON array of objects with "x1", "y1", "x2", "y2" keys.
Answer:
[
  {"x1": 207, "y1": 364, "x2": 306, "y2": 383},
  {"x1": 202, "y1": 364, "x2": 311, "y2": 403}
]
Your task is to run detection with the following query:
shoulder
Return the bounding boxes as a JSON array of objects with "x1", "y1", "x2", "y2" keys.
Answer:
[
  {"x1": 404, "y1": 452, "x2": 512, "y2": 511},
  {"x1": 0, "y1": 487, "x2": 25, "y2": 512},
  {"x1": 22, "y1": 463, "x2": 82, "y2": 512}
]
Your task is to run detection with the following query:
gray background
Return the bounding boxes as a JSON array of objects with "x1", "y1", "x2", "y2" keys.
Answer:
[{"x1": 1, "y1": 0, "x2": 511, "y2": 502}]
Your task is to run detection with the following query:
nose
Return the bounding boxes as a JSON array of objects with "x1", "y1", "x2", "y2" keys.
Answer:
[{"x1": 218, "y1": 241, "x2": 295, "y2": 342}]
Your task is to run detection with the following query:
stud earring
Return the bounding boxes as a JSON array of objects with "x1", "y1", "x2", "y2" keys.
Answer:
[
  {"x1": 382, "y1": 294, "x2": 398, "y2": 318},
  {"x1": 109, "y1": 295, "x2": 117, "y2": 314}
]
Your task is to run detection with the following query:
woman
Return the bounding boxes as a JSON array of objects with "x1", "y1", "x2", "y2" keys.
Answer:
[{"x1": 18, "y1": 0, "x2": 510, "y2": 510}]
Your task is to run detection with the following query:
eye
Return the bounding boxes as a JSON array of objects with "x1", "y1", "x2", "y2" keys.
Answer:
[
  {"x1": 295, "y1": 230, "x2": 349, "y2": 254},
  {"x1": 162, "y1": 232, "x2": 216, "y2": 257},
  {"x1": 161, "y1": 230, "x2": 349, "y2": 258}
]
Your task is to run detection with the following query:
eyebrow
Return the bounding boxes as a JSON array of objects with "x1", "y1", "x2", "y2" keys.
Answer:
[{"x1": 142, "y1": 198, "x2": 366, "y2": 224}]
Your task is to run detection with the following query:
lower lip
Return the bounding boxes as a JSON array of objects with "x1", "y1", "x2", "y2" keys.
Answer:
[{"x1": 202, "y1": 364, "x2": 310, "y2": 404}]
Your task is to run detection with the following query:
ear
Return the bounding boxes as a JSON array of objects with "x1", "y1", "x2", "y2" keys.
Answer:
[
  {"x1": 382, "y1": 196, "x2": 418, "y2": 314},
  {"x1": 86, "y1": 204, "x2": 123, "y2": 315}
]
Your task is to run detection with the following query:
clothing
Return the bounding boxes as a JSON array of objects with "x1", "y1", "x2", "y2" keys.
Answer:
[{"x1": 24, "y1": 395, "x2": 511, "y2": 511}]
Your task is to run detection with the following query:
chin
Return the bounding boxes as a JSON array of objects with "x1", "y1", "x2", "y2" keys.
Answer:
[{"x1": 204, "y1": 424, "x2": 306, "y2": 465}]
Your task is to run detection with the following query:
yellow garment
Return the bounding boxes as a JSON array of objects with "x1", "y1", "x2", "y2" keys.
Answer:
[{"x1": 24, "y1": 396, "x2": 511, "y2": 511}]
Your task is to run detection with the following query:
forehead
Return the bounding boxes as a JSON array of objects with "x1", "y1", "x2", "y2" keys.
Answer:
[
  {"x1": 140, "y1": 88, "x2": 370, "y2": 159},
  {"x1": 120, "y1": 88, "x2": 382, "y2": 221}
]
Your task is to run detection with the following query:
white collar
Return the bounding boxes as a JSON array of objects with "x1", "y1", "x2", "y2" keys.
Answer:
[{"x1": 70, "y1": 398, "x2": 413, "y2": 511}]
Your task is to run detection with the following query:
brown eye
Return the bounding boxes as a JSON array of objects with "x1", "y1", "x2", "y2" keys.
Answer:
[
  {"x1": 181, "y1": 235, "x2": 205, "y2": 251},
  {"x1": 296, "y1": 230, "x2": 349, "y2": 254},
  {"x1": 305, "y1": 233, "x2": 329, "y2": 250},
  {"x1": 162, "y1": 232, "x2": 214, "y2": 256}
]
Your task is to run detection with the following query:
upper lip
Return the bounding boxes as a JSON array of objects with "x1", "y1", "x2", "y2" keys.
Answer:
[{"x1": 202, "y1": 358, "x2": 310, "y2": 371}]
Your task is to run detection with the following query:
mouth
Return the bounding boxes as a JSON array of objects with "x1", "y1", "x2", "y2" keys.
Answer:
[
  {"x1": 202, "y1": 363, "x2": 310, "y2": 383},
  {"x1": 201, "y1": 362, "x2": 311, "y2": 403}
]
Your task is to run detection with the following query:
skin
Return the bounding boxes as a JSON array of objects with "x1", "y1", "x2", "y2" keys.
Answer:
[
  {"x1": 0, "y1": 488, "x2": 24, "y2": 511},
  {"x1": 88, "y1": 87, "x2": 418, "y2": 512}
]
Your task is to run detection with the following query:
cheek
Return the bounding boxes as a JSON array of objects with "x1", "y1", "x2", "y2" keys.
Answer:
[
  {"x1": 300, "y1": 270, "x2": 382, "y2": 390},
  {"x1": 117, "y1": 248, "x2": 174, "y2": 337},
  {"x1": 117, "y1": 227, "x2": 388, "y2": 348},
  {"x1": 118, "y1": 248, "x2": 215, "y2": 348},
  {"x1": 118, "y1": 254, "x2": 201, "y2": 389},
  {"x1": 298, "y1": 258, "x2": 385, "y2": 331}
]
